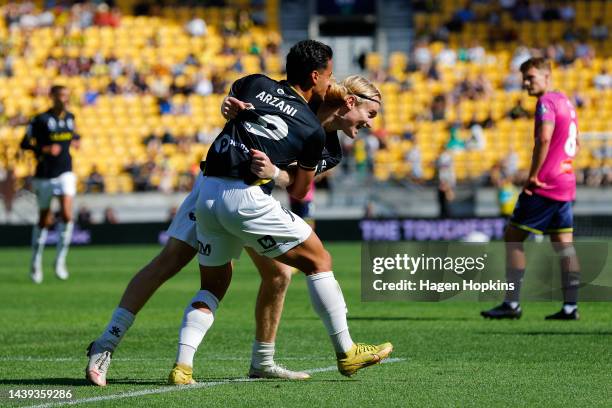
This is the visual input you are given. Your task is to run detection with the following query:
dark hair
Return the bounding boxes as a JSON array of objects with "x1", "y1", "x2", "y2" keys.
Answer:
[
  {"x1": 50, "y1": 85, "x2": 67, "y2": 95},
  {"x1": 519, "y1": 57, "x2": 551, "y2": 74},
  {"x1": 286, "y1": 40, "x2": 333, "y2": 88}
]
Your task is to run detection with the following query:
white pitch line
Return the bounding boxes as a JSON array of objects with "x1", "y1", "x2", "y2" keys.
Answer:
[{"x1": 23, "y1": 358, "x2": 405, "y2": 408}]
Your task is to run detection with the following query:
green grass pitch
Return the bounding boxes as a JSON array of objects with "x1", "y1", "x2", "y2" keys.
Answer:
[{"x1": 1, "y1": 243, "x2": 611, "y2": 407}]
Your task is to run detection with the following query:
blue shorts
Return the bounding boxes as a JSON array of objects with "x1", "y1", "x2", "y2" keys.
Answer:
[
  {"x1": 290, "y1": 201, "x2": 314, "y2": 220},
  {"x1": 509, "y1": 192, "x2": 573, "y2": 235}
]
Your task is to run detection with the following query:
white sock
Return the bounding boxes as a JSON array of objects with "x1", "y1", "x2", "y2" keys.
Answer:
[
  {"x1": 55, "y1": 221, "x2": 73, "y2": 267},
  {"x1": 563, "y1": 304, "x2": 577, "y2": 314},
  {"x1": 97, "y1": 307, "x2": 135, "y2": 351},
  {"x1": 507, "y1": 301, "x2": 520, "y2": 310},
  {"x1": 176, "y1": 290, "x2": 218, "y2": 367},
  {"x1": 306, "y1": 272, "x2": 354, "y2": 353},
  {"x1": 31, "y1": 225, "x2": 48, "y2": 268},
  {"x1": 251, "y1": 341, "x2": 275, "y2": 369}
]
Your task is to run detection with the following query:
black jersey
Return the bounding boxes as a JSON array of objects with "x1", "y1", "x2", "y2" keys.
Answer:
[
  {"x1": 204, "y1": 74, "x2": 326, "y2": 189},
  {"x1": 316, "y1": 131, "x2": 342, "y2": 176},
  {"x1": 20, "y1": 109, "x2": 77, "y2": 178}
]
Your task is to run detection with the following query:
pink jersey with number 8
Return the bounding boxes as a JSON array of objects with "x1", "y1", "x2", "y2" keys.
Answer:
[{"x1": 533, "y1": 91, "x2": 577, "y2": 202}]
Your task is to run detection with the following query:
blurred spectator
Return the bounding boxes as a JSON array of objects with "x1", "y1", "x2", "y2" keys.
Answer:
[
  {"x1": 570, "y1": 89, "x2": 589, "y2": 109},
  {"x1": 436, "y1": 148, "x2": 455, "y2": 185},
  {"x1": 559, "y1": 45, "x2": 576, "y2": 67},
  {"x1": 446, "y1": 122, "x2": 465, "y2": 150},
  {"x1": 465, "y1": 115, "x2": 486, "y2": 150},
  {"x1": 430, "y1": 94, "x2": 447, "y2": 121},
  {"x1": 194, "y1": 73, "x2": 213, "y2": 96},
  {"x1": 104, "y1": 207, "x2": 119, "y2": 224},
  {"x1": 94, "y1": 3, "x2": 121, "y2": 27},
  {"x1": 497, "y1": 176, "x2": 518, "y2": 217},
  {"x1": 161, "y1": 128, "x2": 177, "y2": 144},
  {"x1": 412, "y1": 40, "x2": 432, "y2": 71},
  {"x1": 467, "y1": 40, "x2": 486, "y2": 64},
  {"x1": 76, "y1": 206, "x2": 92, "y2": 226},
  {"x1": 365, "y1": 131, "x2": 381, "y2": 174},
  {"x1": 593, "y1": 69, "x2": 611, "y2": 90},
  {"x1": 559, "y1": 1, "x2": 575, "y2": 22},
  {"x1": 83, "y1": 86, "x2": 99, "y2": 105},
  {"x1": 511, "y1": 45, "x2": 531, "y2": 70},
  {"x1": 85, "y1": 165, "x2": 105, "y2": 193},
  {"x1": 528, "y1": 2, "x2": 544, "y2": 21},
  {"x1": 502, "y1": 149, "x2": 519, "y2": 179},
  {"x1": 157, "y1": 96, "x2": 173, "y2": 115},
  {"x1": 507, "y1": 99, "x2": 530, "y2": 120},
  {"x1": 405, "y1": 138, "x2": 423, "y2": 181},
  {"x1": 426, "y1": 61, "x2": 441, "y2": 81},
  {"x1": 436, "y1": 44, "x2": 457, "y2": 66},
  {"x1": 591, "y1": 19, "x2": 609, "y2": 42},
  {"x1": 542, "y1": 3, "x2": 560, "y2": 21},
  {"x1": 186, "y1": 17, "x2": 207, "y2": 37},
  {"x1": 503, "y1": 69, "x2": 523, "y2": 91}
]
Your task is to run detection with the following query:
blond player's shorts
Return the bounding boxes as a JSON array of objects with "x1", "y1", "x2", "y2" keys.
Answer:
[
  {"x1": 166, "y1": 174, "x2": 203, "y2": 249},
  {"x1": 32, "y1": 171, "x2": 77, "y2": 209},
  {"x1": 195, "y1": 176, "x2": 312, "y2": 266}
]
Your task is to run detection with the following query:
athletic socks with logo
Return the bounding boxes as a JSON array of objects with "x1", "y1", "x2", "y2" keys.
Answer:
[
  {"x1": 306, "y1": 272, "x2": 354, "y2": 354},
  {"x1": 176, "y1": 290, "x2": 219, "y2": 367},
  {"x1": 504, "y1": 267, "x2": 525, "y2": 304},
  {"x1": 97, "y1": 307, "x2": 135, "y2": 351},
  {"x1": 251, "y1": 341, "x2": 275, "y2": 369}
]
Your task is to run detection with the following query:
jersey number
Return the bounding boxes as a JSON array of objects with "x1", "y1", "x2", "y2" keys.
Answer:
[
  {"x1": 564, "y1": 121, "x2": 577, "y2": 157},
  {"x1": 244, "y1": 114, "x2": 289, "y2": 141}
]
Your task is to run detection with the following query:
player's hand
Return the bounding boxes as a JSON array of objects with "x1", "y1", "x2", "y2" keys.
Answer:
[
  {"x1": 250, "y1": 148, "x2": 277, "y2": 179},
  {"x1": 523, "y1": 176, "x2": 547, "y2": 195},
  {"x1": 44, "y1": 144, "x2": 62, "y2": 156},
  {"x1": 222, "y1": 97, "x2": 254, "y2": 120}
]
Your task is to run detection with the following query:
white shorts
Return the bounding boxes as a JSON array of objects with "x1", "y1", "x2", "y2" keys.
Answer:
[
  {"x1": 195, "y1": 176, "x2": 312, "y2": 266},
  {"x1": 32, "y1": 171, "x2": 77, "y2": 209},
  {"x1": 166, "y1": 174, "x2": 203, "y2": 249}
]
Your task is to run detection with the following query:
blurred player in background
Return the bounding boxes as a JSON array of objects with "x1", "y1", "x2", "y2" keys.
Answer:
[
  {"x1": 20, "y1": 85, "x2": 79, "y2": 284},
  {"x1": 482, "y1": 58, "x2": 581, "y2": 320}
]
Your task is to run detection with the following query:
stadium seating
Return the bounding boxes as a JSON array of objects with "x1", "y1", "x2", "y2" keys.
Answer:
[{"x1": 0, "y1": 1, "x2": 610, "y2": 191}]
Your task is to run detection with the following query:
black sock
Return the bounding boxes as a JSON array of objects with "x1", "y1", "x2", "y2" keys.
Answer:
[
  {"x1": 504, "y1": 268, "x2": 525, "y2": 304},
  {"x1": 562, "y1": 271, "x2": 580, "y2": 305}
]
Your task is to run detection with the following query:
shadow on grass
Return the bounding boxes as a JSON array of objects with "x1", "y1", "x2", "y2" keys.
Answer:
[
  {"x1": 478, "y1": 331, "x2": 612, "y2": 336},
  {"x1": 292, "y1": 316, "x2": 470, "y2": 322},
  {"x1": 348, "y1": 316, "x2": 471, "y2": 322},
  {"x1": 0, "y1": 378, "x2": 89, "y2": 386}
]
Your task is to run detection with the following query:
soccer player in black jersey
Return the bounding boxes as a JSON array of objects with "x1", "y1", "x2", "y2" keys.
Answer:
[
  {"x1": 20, "y1": 85, "x2": 79, "y2": 284},
  {"x1": 86, "y1": 42, "x2": 387, "y2": 386},
  {"x1": 167, "y1": 43, "x2": 391, "y2": 382}
]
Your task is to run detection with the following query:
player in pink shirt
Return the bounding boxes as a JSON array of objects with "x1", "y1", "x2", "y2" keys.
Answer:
[{"x1": 482, "y1": 58, "x2": 581, "y2": 320}]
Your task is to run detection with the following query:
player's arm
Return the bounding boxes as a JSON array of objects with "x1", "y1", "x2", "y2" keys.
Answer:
[
  {"x1": 250, "y1": 148, "x2": 295, "y2": 188},
  {"x1": 21, "y1": 118, "x2": 60, "y2": 156},
  {"x1": 20, "y1": 120, "x2": 39, "y2": 153},
  {"x1": 288, "y1": 167, "x2": 316, "y2": 200},
  {"x1": 290, "y1": 128, "x2": 325, "y2": 199},
  {"x1": 221, "y1": 75, "x2": 263, "y2": 120},
  {"x1": 221, "y1": 96, "x2": 253, "y2": 120},
  {"x1": 315, "y1": 132, "x2": 342, "y2": 176},
  {"x1": 250, "y1": 132, "x2": 340, "y2": 187},
  {"x1": 525, "y1": 120, "x2": 554, "y2": 193}
]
